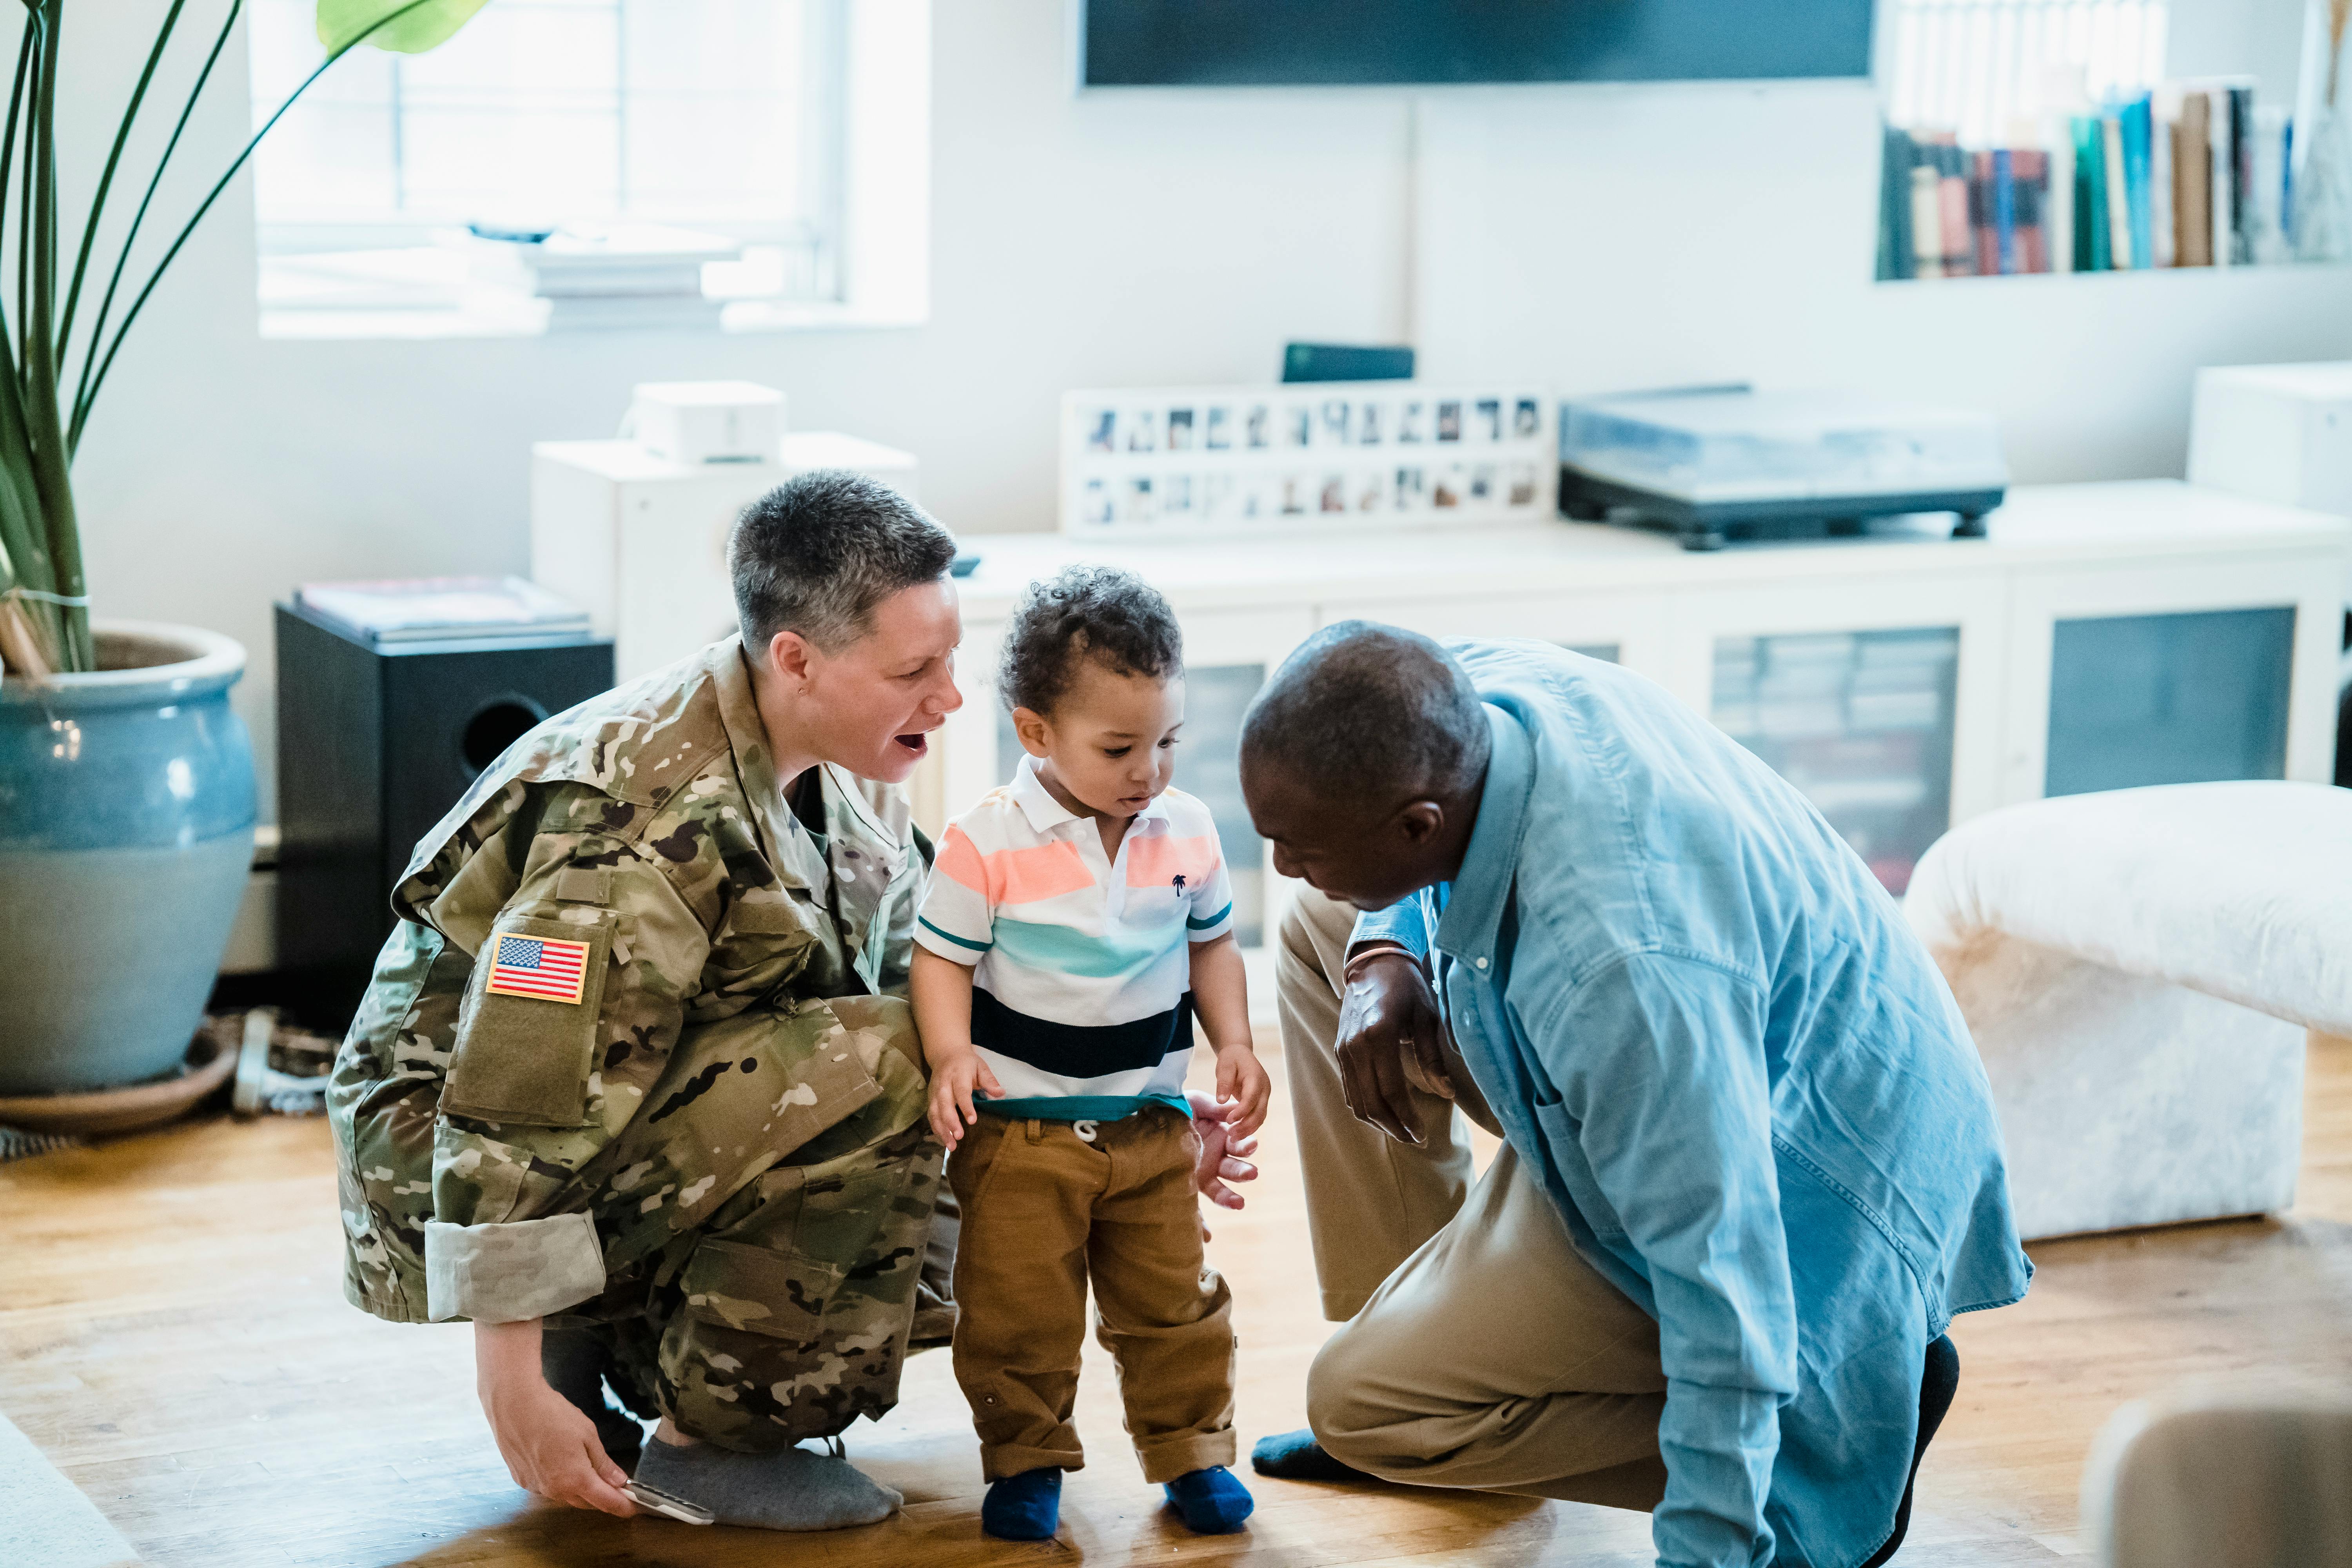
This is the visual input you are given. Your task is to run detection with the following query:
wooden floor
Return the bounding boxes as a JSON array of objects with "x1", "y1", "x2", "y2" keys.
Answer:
[{"x1": 5, "y1": 1035, "x2": 2350, "y2": 1568}]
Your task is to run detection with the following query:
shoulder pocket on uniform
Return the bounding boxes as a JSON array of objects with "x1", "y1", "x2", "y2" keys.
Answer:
[
  {"x1": 727, "y1": 894, "x2": 816, "y2": 935},
  {"x1": 443, "y1": 908, "x2": 615, "y2": 1127}
]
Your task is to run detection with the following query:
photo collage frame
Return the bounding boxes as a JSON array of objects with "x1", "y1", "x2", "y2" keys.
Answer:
[{"x1": 1061, "y1": 381, "x2": 1555, "y2": 537}]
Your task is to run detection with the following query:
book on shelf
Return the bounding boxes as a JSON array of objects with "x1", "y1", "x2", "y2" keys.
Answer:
[
  {"x1": 2101, "y1": 113, "x2": 2132, "y2": 267},
  {"x1": 2121, "y1": 94, "x2": 2154, "y2": 269},
  {"x1": 295, "y1": 577, "x2": 592, "y2": 644},
  {"x1": 2074, "y1": 115, "x2": 2111, "y2": 270},
  {"x1": 2175, "y1": 91, "x2": 2213, "y2": 266},
  {"x1": 1936, "y1": 140, "x2": 1974, "y2": 276},
  {"x1": 2229, "y1": 85, "x2": 2255, "y2": 263},
  {"x1": 1880, "y1": 71, "x2": 2303, "y2": 281},
  {"x1": 1878, "y1": 126, "x2": 1916, "y2": 279}
]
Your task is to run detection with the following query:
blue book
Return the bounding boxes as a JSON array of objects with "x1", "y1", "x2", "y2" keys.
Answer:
[
  {"x1": 1993, "y1": 148, "x2": 2017, "y2": 274},
  {"x1": 2121, "y1": 93, "x2": 2154, "y2": 268},
  {"x1": 2073, "y1": 115, "x2": 2109, "y2": 270}
]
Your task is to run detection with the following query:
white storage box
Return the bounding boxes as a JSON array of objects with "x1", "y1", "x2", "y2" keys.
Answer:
[
  {"x1": 532, "y1": 433, "x2": 920, "y2": 681},
  {"x1": 2188, "y1": 361, "x2": 2352, "y2": 517},
  {"x1": 626, "y1": 380, "x2": 786, "y2": 465}
]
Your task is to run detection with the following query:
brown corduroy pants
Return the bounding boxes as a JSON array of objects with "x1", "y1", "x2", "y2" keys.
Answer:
[{"x1": 946, "y1": 1104, "x2": 1238, "y2": 1483}]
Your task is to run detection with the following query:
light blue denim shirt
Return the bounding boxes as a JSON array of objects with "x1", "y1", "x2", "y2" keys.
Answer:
[{"x1": 1353, "y1": 639, "x2": 2029, "y2": 1568}]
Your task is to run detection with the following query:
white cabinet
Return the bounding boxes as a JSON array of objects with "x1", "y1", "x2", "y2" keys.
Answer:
[{"x1": 934, "y1": 482, "x2": 2350, "y2": 942}]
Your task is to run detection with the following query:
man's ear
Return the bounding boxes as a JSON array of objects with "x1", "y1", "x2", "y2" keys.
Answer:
[
  {"x1": 1011, "y1": 706, "x2": 1052, "y2": 758},
  {"x1": 1394, "y1": 799, "x2": 1446, "y2": 848},
  {"x1": 768, "y1": 629, "x2": 817, "y2": 686}
]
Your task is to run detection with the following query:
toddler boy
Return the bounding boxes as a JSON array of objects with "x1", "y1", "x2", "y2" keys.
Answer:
[{"x1": 911, "y1": 565, "x2": 1269, "y2": 1540}]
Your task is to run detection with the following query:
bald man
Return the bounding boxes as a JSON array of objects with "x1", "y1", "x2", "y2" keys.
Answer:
[{"x1": 1237, "y1": 625, "x2": 2029, "y2": 1568}]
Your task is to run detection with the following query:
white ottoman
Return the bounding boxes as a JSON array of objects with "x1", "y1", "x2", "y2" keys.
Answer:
[{"x1": 1905, "y1": 781, "x2": 2352, "y2": 1240}]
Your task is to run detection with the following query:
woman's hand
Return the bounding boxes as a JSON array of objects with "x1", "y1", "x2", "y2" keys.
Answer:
[{"x1": 474, "y1": 1318, "x2": 637, "y2": 1517}]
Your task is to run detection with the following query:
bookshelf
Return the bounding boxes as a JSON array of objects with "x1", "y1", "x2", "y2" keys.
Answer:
[{"x1": 1875, "y1": 76, "x2": 2341, "y2": 281}]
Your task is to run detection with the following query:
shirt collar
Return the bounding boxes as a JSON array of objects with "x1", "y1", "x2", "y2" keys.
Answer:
[
  {"x1": 716, "y1": 637, "x2": 782, "y2": 813},
  {"x1": 1010, "y1": 752, "x2": 1173, "y2": 837},
  {"x1": 1434, "y1": 702, "x2": 1536, "y2": 969},
  {"x1": 715, "y1": 636, "x2": 836, "y2": 884}
]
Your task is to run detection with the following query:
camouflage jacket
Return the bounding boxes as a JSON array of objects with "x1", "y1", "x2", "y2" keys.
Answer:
[{"x1": 327, "y1": 637, "x2": 929, "y2": 1326}]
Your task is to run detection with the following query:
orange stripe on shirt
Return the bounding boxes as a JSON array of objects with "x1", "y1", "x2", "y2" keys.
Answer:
[
  {"x1": 1126, "y1": 832, "x2": 1219, "y2": 891},
  {"x1": 934, "y1": 823, "x2": 990, "y2": 893},
  {"x1": 938, "y1": 825, "x2": 1096, "y2": 904},
  {"x1": 990, "y1": 840, "x2": 1097, "y2": 904}
]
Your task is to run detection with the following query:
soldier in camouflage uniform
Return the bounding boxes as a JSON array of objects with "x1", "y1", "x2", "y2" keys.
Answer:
[{"x1": 328, "y1": 472, "x2": 968, "y2": 1528}]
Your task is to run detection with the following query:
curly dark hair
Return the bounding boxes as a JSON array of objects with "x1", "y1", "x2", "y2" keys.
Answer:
[{"x1": 998, "y1": 565, "x2": 1183, "y2": 717}]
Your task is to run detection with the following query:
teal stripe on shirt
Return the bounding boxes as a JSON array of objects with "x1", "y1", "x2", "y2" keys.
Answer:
[
  {"x1": 1187, "y1": 901, "x2": 1233, "y2": 931},
  {"x1": 920, "y1": 916, "x2": 991, "y2": 953},
  {"x1": 989, "y1": 913, "x2": 1181, "y2": 980}
]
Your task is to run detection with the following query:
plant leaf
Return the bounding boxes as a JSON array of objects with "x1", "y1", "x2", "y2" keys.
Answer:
[{"x1": 316, "y1": 0, "x2": 490, "y2": 55}]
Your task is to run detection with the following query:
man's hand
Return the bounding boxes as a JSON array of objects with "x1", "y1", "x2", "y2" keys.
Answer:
[
  {"x1": 475, "y1": 1319, "x2": 637, "y2": 1517},
  {"x1": 1187, "y1": 1091, "x2": 1260, "y2": 1241},
  {"x1": 926, "y1": 1047, "x2": 1003, "y2": 1149},
  {"x1": 1336, "y1": 949, "x2": 1454, "y2": 1146}
]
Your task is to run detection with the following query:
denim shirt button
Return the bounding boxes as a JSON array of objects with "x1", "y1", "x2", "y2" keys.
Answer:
[{"x1": 1475, "y1": 956, "x2": 1488, "y2": 969}]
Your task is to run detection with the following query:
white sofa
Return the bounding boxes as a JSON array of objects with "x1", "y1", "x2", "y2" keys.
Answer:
[{"x1": 1904, "y1": 781, "x2": 2352, "y2": 1240}]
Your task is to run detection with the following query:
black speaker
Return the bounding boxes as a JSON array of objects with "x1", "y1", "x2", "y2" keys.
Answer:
[{"x1": 273, "y1": 603, "x2": 615, "y2": 1007}]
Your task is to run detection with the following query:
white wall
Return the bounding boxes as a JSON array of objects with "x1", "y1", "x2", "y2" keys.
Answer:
[{"x1": 56, "y1": 1, "x2": 2352, "y2": 811}]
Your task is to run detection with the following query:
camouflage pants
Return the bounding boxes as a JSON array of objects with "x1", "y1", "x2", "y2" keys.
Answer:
[{"x1": 552, "y1": 996, "x2": 950, "y2": 1453}]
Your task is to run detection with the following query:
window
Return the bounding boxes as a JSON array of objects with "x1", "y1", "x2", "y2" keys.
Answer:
[
  {"x1": 248, "y1": 0, "x2": 927, "y2": 335},
  {"x1": 1882, "y1": 0, "x2": 2170, "y2": 146}
]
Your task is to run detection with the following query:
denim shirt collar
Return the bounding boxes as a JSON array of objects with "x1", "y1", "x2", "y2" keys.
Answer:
[{"x1": 1434, "y1": 702, "x2": 1537, "y2": 971}]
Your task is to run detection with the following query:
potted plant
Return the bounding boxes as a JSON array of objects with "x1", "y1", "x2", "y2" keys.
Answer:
[{"x1": 0, "y1": 0, "x2": 489, "y2": 1095}]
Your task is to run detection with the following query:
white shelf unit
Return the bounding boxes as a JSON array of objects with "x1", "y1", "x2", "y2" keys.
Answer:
[{"x1": 935, "y1": 481, "x2": 2350, "y2": 946}]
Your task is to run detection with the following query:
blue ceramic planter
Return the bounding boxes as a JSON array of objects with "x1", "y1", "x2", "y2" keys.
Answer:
[{"x1": 0, "y1": 622, "x2": 256, "y2": 1093}]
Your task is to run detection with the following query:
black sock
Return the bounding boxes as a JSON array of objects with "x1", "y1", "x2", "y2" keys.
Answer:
[
  {"x1": 1862, "y1": 1334, "x2": 1960, "y2": 1568},
  {"x1": 1249, "y1": 1428, "x2": 1376, "y2": 1483}
]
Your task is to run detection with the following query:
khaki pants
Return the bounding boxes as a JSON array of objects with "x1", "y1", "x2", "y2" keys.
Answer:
[
  {"x1": 1279, "y1": 887, "x2": 1670, "y2": 1510},
  {"x1": 947, "y1": 1105, "x2": 1238, "y2": 1484}
]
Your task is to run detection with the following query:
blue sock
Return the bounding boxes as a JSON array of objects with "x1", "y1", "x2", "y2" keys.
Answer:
[
  {"x1": 1163, "y1": 1465, "x2": 1254, "y2": 1534},
  {"x1": 1250, "y1": 1427, "x2": 1375, "y2": 1483},
  {"x1": 981, "y1": 1467, "x2": 1062, "y2": 1540}
]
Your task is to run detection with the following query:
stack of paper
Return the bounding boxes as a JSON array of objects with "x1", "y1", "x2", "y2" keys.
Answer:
[
  {"x1": 296, "y1": 577, "x2": 592, "y2": 644},
  {"x1": 467, "y1": 223, "x2": 739, "y2": 332}
]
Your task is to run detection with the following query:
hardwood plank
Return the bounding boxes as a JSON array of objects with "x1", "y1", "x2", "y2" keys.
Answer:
[{"x1": 4, "y1": 1036, "x2": 2347, "y2": 1567}]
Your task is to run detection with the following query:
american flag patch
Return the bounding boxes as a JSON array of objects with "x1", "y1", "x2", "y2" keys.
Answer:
[{"x1": 485, "y1": 932, "x2": 592, "y2": 1004}]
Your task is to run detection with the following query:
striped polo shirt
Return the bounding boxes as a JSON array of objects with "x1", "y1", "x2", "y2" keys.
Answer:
[{"x1": 914, "y1": 755, "x2": 1235, "y2": 1122}]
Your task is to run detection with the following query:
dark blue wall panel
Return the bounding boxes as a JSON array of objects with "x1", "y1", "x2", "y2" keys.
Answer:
[{"x1": 1080, "y1": 1, "x2": 1874, "y2": 87}]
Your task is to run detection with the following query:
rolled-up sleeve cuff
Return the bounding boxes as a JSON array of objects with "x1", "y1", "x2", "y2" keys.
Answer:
[
  {"x1": 424, "y1": 1213, "x2": 606, "y2": 1323},
  {"x1": 1348, "y1": 898, "x2": 1430, "y2": 960},
  {"x1": 915, "y1": 916, "x2": 989, "y2": 966}
]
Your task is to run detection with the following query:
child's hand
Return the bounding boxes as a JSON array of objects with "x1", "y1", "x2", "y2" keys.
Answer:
[
  {"x1": 1212, "y1": 1042, "x2": 1272, "y2": 1139},
  {"x1": 926, "y1": 1049, "x2": 1002, "y2": 1149}
]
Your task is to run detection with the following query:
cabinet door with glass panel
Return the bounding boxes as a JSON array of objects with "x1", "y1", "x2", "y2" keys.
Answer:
[
  {"x1": 1313, "y1": 589, "x2": 1681, "y2": 682},
  {"x1": 2000, "y1": 553, "x2": 2343, "y2": 804},
  {"x1": 938, "y1": 607, "x2": 1315, "y2": 950},
  {"x1": 1673, "y1": 574, "x2": 2008, "y2": 897}
]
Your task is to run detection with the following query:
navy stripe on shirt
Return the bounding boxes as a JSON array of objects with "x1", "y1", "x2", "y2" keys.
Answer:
[{"x1": 970, "y1": 984, "x2": 1194, "y2": 1077}]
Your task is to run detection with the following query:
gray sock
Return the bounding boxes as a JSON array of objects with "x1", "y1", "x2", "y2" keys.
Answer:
[{"x1": 634, "y1": 1437, "x2": 902, "y2": 1531}]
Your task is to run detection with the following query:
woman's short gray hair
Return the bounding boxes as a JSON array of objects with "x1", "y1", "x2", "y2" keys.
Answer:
[{"x1": 728, "y1": 470, "x2": 957, "y2": 654}]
